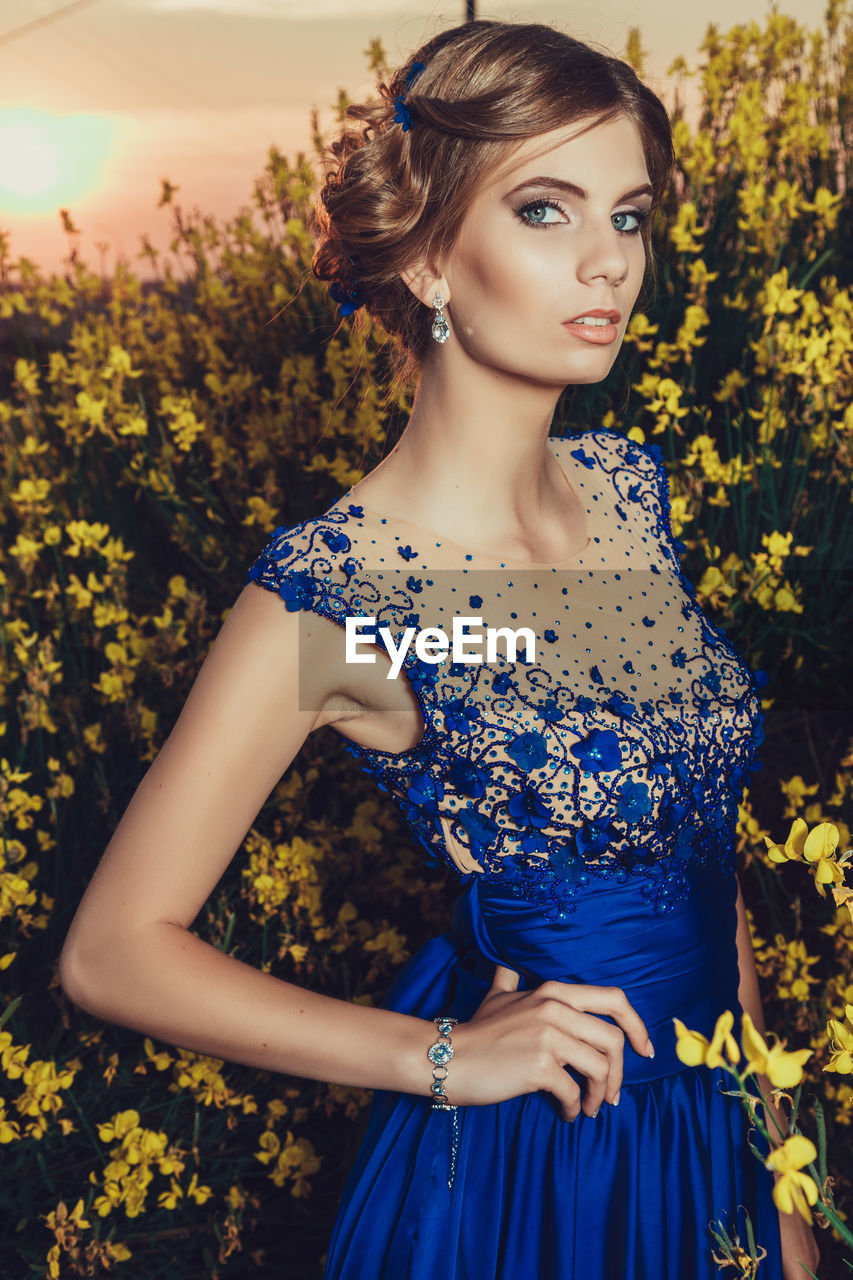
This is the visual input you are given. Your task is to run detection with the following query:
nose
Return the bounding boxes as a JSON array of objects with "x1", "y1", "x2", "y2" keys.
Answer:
[{"x1": 575, "y1": 217, "x2": 632, "y2": 287}]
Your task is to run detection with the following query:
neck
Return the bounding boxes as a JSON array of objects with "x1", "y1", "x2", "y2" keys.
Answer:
[{"x1": 373, "y1": 352, "x2": 571, "y2": 542}]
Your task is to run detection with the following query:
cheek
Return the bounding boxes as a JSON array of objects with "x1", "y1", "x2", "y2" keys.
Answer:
[{"x1": 455, "y1": 223, "x2": 562, "y2": 319}]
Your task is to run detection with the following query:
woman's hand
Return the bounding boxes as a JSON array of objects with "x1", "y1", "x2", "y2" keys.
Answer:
[
  {"x1": 449, "y1": 963, "x2": 654, "y2": 1120},
  {"x1": 778, "y1": 1202, "x2": 820, "y2": 1279}
]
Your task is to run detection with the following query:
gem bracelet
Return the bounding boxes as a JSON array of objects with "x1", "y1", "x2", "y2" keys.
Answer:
[{"x1": 427, "y1": 1016, "x2": 460, "y2": 1190}]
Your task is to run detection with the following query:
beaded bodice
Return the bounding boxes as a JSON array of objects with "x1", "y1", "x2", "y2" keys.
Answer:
[{"x1": 245, "y1": 428, "x2": 766, "y2": 921}]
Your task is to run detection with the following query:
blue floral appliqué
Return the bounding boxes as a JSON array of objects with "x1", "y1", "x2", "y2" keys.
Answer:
[
  {"x1": 322, "y1": 530, "x2": 350, "y2": 554},
  {"x1": 507, "y1": 785, "x2": 553, "y2": 828},
  {"x1": 279, "y1": 570, "x2": 320, "y2": 612},
  {"x1": 506, "y1": 731, "x2": 549, "y2": 772},
  {"x1": 571, "y1": 728, "x2": 622, "y2": 773}
]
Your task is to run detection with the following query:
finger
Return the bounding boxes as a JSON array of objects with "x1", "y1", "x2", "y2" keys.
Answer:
[
  {"x1": 544, "y1": 1063, "x2": 581, "y2": 1123},
  {"x1": 549, "y1": 1009, "x2": 625, "y2": 1103},
  {"x1": 556, "y1": 983, "x2": 653, "y2": 1058},
  {"x1": 488, "y1": 964, "x2": 521, "y2": 994},
  {"x1": 555, "y1": 1035, "x2": 612, "y2": 1117}
]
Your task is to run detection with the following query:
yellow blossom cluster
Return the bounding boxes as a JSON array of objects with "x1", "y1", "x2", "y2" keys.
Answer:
[
  {"x1": 0, "y1": 1030, "x2": 77, "y2": 1141},
  {"x1": 43, "y1": 1198, "x2": 133, "y2": 1279},
  {"x1": 255, "y1": 1127, "x2": 322, "y2": 1196},
  {"x1": 140, "y1": 1037, "x2": 258, "y2": 1112},
  {"x1": 766, "y1": 818, "x2": 852, "y2": 904},
  {"x1": 89, "y1": 1108, "x2": 205, "y2": 1218},
  {"x1": 674, "y1": 1010, "x2": 817, "y2": 1222},
  {"x1": 241, "y1": 831, "x2": 326, "y2": 933}
]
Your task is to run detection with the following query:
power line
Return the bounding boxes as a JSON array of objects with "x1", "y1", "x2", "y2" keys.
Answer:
[
  {"x1": 1, "y1": 2, "x2": 204, "y2": 116},
  {"x1": 0, "y1": 0, "x2": 103, "y2": 49},
  {"x1": 10, "y1": 42, "x2": 118, "y2": 112},
  {"x1": 68, "y1": 13, "x2": 204, "y2": 112}
]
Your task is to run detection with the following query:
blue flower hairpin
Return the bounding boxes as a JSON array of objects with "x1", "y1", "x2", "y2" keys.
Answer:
[
  {"x1": 330, "y1": 280, "x2": 365, "y2": 317},
  {"x1": 393, "y1": 60, "x2": 425, "y2": 132},
  {"x1": 405, "y1": 59, "x2": 426, "y2": 90}
]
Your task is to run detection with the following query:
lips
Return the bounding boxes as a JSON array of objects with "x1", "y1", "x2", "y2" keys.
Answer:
[{"x1": 566, "y1": 307, "x2": 621, "y2": 323}]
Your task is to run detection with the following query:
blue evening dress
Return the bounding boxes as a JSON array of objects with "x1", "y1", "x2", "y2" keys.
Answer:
[{"x1": 246, "y1": 427, "x2": 784, "y2": 1279}]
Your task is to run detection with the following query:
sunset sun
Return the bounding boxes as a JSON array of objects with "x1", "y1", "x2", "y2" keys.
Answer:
[{"x1": 0, "y1": 109, "x2": 120, "y2": 215}]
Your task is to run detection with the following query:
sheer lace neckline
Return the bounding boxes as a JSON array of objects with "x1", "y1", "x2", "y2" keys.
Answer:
[{"x1": 339, "y1": 439, "x2": 593, "y2": 570}]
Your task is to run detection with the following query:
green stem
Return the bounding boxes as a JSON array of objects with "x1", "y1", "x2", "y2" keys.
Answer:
[{"x1": 726, "y1": 1069, "x2": 853, "y2": 1248}]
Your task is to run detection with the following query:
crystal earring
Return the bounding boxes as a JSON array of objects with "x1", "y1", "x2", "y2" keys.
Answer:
[{"x1": 431, "y1": 293, "x2": 450, "y2": 344}]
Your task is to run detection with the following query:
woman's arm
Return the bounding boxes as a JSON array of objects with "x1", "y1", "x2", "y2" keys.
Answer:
[
  {"x1": 735, "y1": 883, "x2": 822, "y2": 1280},
  {"x1": 59, "y1": 581, "x2": 652, "y2": 1117},
  {"x1": 58, "y1": 584, "x2": 434, "y2": 1095},
  {"x1": 734, "y1": 875, "x2": 789, "y2": 1145}
]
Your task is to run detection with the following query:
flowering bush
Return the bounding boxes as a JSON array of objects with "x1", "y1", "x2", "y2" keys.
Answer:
[{"x1": 0, "y1": 8, "x2": 851, "y2": 1276}]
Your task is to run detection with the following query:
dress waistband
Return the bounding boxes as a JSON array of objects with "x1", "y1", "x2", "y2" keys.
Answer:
[{"x1": 448, "y1": 870, "x2": 742, "y2": 1085}]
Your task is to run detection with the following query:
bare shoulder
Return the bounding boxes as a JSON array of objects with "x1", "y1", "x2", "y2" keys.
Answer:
[{"x1": 236, "y1": 579, "x2": 421, "y2": 744}]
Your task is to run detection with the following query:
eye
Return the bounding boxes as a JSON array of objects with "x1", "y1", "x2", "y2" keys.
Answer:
[
  {"x1": 515, "y1": 197, "x2": 567, "y2": 230},
  {"x1": 613, "y1": 209, "x2": 650, "y2": 237}
]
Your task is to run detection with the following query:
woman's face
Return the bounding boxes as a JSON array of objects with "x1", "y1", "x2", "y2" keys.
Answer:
[{"x1": 440, "y1": 113, "x2": 653, "y2": 387}]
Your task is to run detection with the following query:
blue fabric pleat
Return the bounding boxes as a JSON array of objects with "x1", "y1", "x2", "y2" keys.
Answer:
[{"x1": 324, "y1": 866, "x2": 784, "y2": 1279}]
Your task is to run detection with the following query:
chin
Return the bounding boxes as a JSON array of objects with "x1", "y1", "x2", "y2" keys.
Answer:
[{"x1": 564, "y1": 355, "x2": 621, "y2": 383}]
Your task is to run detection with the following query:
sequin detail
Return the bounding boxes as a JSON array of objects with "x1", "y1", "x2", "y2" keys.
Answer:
[{"x1": 245, "y1": 430, "x2": 766, "y2": 922}]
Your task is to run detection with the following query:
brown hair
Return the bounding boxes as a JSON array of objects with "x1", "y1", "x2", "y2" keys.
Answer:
[{"x1": 312, "y1": 20, "x2": 675, "y2": 390}]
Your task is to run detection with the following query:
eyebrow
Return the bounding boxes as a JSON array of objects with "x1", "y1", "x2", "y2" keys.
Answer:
[{"x1": 506, "y1": 176, "x2": 654, "y2": 202}]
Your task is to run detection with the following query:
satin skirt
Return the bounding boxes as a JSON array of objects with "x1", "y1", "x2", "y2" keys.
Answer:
[{"x1": 324, "y1": 863, "x2": 784, "y2": 1279}]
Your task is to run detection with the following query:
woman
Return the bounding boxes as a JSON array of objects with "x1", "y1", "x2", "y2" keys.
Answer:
[{"x1": 59, "y1": 20, "x2": 819, "y2": 1280}]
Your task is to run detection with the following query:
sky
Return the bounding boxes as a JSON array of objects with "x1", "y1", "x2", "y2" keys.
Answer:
[{"x1": 0, "y1": 0, "x2": 828, "y2": 277}]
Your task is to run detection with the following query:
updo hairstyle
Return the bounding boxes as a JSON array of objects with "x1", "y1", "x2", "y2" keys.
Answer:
[{"x1": 312, "y1": 20, "x2": 675, "y2": 388}]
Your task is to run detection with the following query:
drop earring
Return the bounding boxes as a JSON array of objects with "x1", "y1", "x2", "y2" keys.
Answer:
[{"x1": 431, "y1": 293, "x2": 450, "y2": 344}]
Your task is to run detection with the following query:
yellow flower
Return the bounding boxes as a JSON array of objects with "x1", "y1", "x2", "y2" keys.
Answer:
[
  {"x1": 97, "y1": 1109, "x2": 140, "y2": 1143},
  {"x1": 255, "y1": 1131, "x2": 280, "y2": 1165},
  {"x1": 157, "y1": 1177, "x2": 183, "y2": 1210},
  {"x1": 764, "y1": 818, "x2": 846, "y2": 898},
  {"x1": 363, "y1": 927, "x2": 410, "y2": 965},
  {"x1": 13, "y1": 358, "x2": 40, "y2": 396},
  {"x1": 673, "y1": 1011, "x2": 740, "y2": 1069},
  {"x1": 244, "y1": 495, "x2": 278, "y2": 530},
  {"x1": 142, "y1": 1037, "x2": 173, "y2": 1071},
  {"x1": 160, "y1": 393, "x2": 205, "y2": 451},
  {"x1": 824, "y1": 1005, "x2": 853, "y2": 1075},
  {"x1": 9, "y1": 534, "x2": 44, "y2": 572},
  {"x1": 705, "y1": 1010, "x2": 740, "y2": 1068},
  {"x1": 669, "y1": 201, "x2": 707, "y2": 254},
  {"x1": 11, "y1": 478, "x2": 51, "y2": 507},
  {"x1": 226, "y1": 1183, "x2": 247, "y2": 1211},
  {"x1": 741, "y1": 1012, "x2": 811, "y2": 1087},
  {"x1": 0, "y1": 1097, "x2": 21, "y2": 1143},
  {"x1": 766, "y1": 1135, "x2": 819, "y2": 1223},
  {"x1": 0, "y1": 1032, "x2": 30, "y2": 1079},
  {"x1": 186, "y1": 1172, "x2": 213, "y2": 1204},
  {"x1": 802, "y1": 821, "x2": 845, "y2": 897}
]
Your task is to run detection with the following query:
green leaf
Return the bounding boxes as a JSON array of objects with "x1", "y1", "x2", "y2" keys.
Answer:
[{"x1": 0, "y1": 995, "x2": 22, "y2": 1029}]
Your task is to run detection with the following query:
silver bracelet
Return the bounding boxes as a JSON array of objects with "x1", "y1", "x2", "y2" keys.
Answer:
[{"x1": 427, "y1": 1016, "x2": 460, "y2": 1190}]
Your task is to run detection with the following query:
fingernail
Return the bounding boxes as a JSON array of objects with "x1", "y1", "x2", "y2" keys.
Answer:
[
  {"x1": 646, "y1": 1042, "x2": 655, "y2": 1059},
  {"x1": 612, "y1": 1090, "x2": 621, "y2": 1106}
]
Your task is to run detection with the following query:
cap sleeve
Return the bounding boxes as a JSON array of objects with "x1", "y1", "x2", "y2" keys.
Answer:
[{"x1": 244, "y1": 513, "x2": 364, "y2": 624}]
